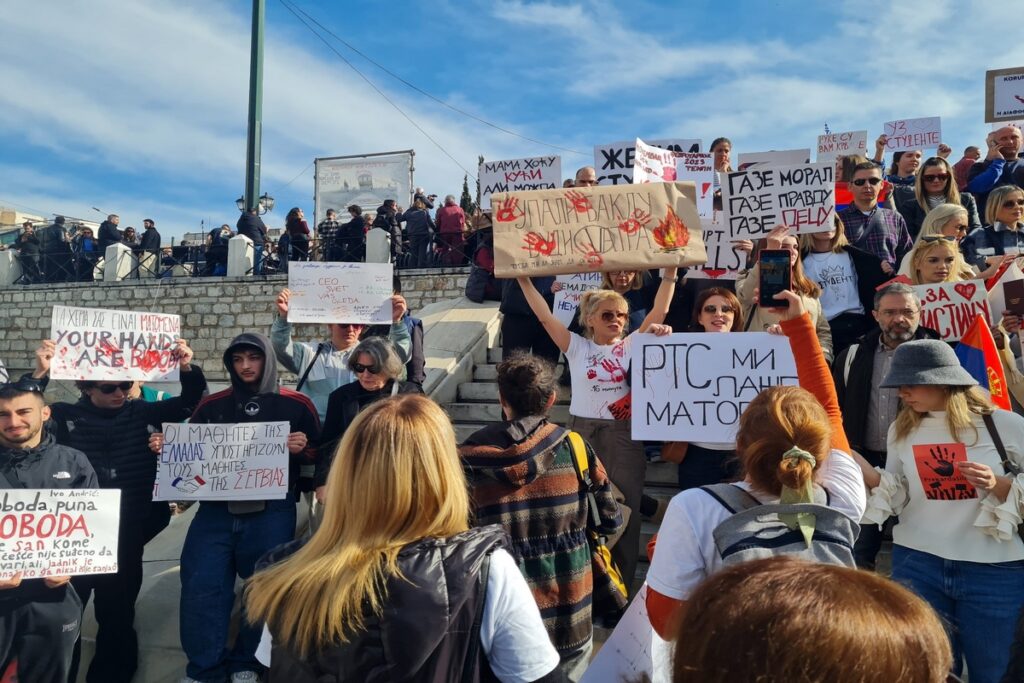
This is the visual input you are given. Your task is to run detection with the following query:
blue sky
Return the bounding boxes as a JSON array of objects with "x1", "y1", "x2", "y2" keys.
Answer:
[{"x1": 1, "y1": 0, "x2": 1022, "y2": 240}]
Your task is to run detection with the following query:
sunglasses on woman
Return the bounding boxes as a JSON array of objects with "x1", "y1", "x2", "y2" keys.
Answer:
[
  {"x1": 920, "y1": 235, "x2": 957, "y2": 244},
  {"x1": 702, "y1": 305, "x2": 735, "y2": 314},
  {"x1": 600, "y1": 311, "x2": 628, "y2": 323},
  {"x1": 851, "y1": 177, "x2": 882, "y2": 187},
  {"x1": 351, "y1": 363, "x2": 380, "y2": 374},
  {"x1": 95, "y1": 382, "x2": 133, "y2": 394},
  {"x1": 1002, "y1": 199, "x2": 1024, "y2": 208},
  {"x1": 921, "y1": 173, "x2": 949, "y2": 183}
]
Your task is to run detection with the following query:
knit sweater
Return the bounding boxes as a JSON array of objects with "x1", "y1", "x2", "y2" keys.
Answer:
[{"x1": 460, "y1": 416, "x2": 622, "y2": 653}]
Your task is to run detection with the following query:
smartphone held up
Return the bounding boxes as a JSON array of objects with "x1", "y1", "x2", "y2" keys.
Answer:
[{"x1": 758, "y1": 249, "x2": 792, "y2": 308}]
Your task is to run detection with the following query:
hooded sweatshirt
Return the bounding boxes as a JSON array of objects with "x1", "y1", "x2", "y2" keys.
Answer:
[
  {"x1": 460, "y1": 416, "x2": 622, "y2": 653},
  {"x1": 189, "y1": 333, "x2": 320, "y2": 495}
]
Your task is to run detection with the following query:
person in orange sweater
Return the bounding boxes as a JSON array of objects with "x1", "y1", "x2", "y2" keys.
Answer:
[{"x1": 645, "y1": 289, "x2": 867, "y2": 638}]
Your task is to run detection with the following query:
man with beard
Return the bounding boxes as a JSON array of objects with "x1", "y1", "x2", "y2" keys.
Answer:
[{"x1": 832, "y1": 282, "x2": 938, "y2": 570}]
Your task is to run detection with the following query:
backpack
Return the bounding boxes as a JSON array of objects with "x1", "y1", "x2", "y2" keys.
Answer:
[{"x1": 700, "y1": 483, "x2": 859, "y2": 568}]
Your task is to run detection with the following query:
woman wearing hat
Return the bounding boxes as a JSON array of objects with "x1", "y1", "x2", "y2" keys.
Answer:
[{"x1": 857, "y1": 339, "x2": 1024, "y2": 683}]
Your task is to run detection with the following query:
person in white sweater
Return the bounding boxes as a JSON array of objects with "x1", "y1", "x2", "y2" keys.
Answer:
[{"x1": 855, "y1": 339, "x2": 1024, "y2": 683}]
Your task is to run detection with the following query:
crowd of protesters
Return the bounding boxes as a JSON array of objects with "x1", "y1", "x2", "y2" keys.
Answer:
[{"x1": 4, "y1": 124, "x2": 1024, "y2": 683}]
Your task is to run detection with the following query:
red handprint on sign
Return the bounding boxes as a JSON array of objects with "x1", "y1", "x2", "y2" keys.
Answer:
[
  {"x1": 522, "y1": 232, "x2": 556, "y2": 256},
  {"x1": 564, "y1": 190, "x2": 592, "y2": 213},
  {"x1": 494, "y1": 197, "x2": 522, "y2": 222},
  {"x1": 617, "y1": 209, "x2": 652, "y2": 235},
  {"x1": 583, "y1": 248, "x2": 604, "y2": 269}
]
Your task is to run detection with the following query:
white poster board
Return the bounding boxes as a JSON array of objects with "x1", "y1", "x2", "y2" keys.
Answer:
[
  {"x1": 154, "y1": 422, "x2": 290, "y2": 501},
  {"x1": 675, "y1": 153, "x2": 714, "y2": 218},
  {"x1": 479, "y1": 156, "x2": 561, "y2": 207},
  {"x1": 986, "y1": 67, "x2": 1024, "y2": 123},
  {"x1": 580, "y1": 585, "x2": 673, "y2": 683},
  {"x1": 0, "y1": 489, "x2": 120, "y2": 579},
  {"x1": 737, "y1": 149, "x2": 811, "y2": 171},
  {"x1": 631, "y1": 332, "x2": 799, "y2": 442},
  {"x1": 594, "y1": 138, "x2": 701, "y2": 185},
  {"x1": 816, "y1": 130, "x2": 867, "y2": 164},
  {"x1": 314, "y1": 152, "x2": 413, "y2": 225},
  {"x1": 915, "y1": 281, "x2": 991, "y2": 342},
  {"x1": 553, "y1": 273, "x2": 603, "y2": 327},
  {"x1": 632, "y1": 138, "x2": 678, "y2": 184},
  {"x1": 686, "y1": 217, "x2": 745, "y2": 280},
  {"x1": 50, "y1": 306, "x2": 181, "y2": 381},
  {"x1": 883, "y1": 117, "x2": 942, "y2": 152},
  {"x1": 287, "y1": 262, "x2": 393, "y2": 324},
  {"x1": 721, "y1": 162, "x2": 835, "y2": 240}
]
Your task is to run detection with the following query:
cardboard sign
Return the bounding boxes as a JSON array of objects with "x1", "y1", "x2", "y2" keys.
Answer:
[
  {"x1": 817, "y1": 130, "x2": 867, "y2": 164},
  {"x1": 632, "y1": 138, "x2": 678, "y2": 184},
  {"x1": 594, "y1": 139, "x2": 701, "y2": 185},
  {"x1": 50, "y1": 306, "x2": 181, "y2": 382},
  {"x1": 490, "y1": 182, "x2": 706, "y2": 277},
  {"x1": 915, "y1": 281, "x2": 991, "y2": 342},
  {"x1": 479, "y1": 156, "x2": 561, "y2": 206},
  {"x1": 580, "y1": 585, "x2": 673, "y2": 683},
  {"x1": 912, "y1": 443, "x2": 976, "y2": 501},
  {"x1": 631, "y1": 332, "x2": 799, "y2": 442},
  {"x1": 883, "y1": 117, "x2": 942, "y2": 152},
  {"x1": 721, "y1": 162, "x2": 836, "y2": 240},
  {"x1": 0, "y1": 489, "x2": 120, "y2": 579},
  {"x1": 986, "y1": 67, "x2": 1024, "y2": 123},
  {"x1": 553, "y1": 273, "x2": 603, "y2": 327},
  {"x1": 154, "y1": 422, "x2": 290, "y2": 501},
  {"x1": 286, "y1": 262, "x2": 393, "y2": 324},
  {"x1": 686, "y1": 217, "x2": 744, "y2": 280},
  {"x1": 675, "y1": 153, "x2": 714, "y2": 217},
  {"x1": 737, "y1": 149, "x2": 811, "y2": 171}
]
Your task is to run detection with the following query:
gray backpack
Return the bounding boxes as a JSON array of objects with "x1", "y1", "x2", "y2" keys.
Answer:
[{"x1": 700, "y1": 483, "x2": 859, "y2": 568}]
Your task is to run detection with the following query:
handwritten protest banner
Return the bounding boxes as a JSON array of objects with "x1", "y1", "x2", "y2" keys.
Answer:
[
  {"x1": 490, "y1": 183, "x2": 706, "y2": 277},
  {"x1": 737, "y1": 149, "x2": 811, "y2": 171},
  {"x1": 287, "y1": 262, "x2": 393, "y2": 324},
  {"x1": 721, "y1": 162, "x2": 835, "y2": 240},
  {"x1": 479, "y1": 156, "x2": 561, "y2": 206},
  {"x1": 155, "y1": 422, "x2": 290, "y2": 501},
  {"x1": 817, "y1": 130, "x2": 867, "y2": 164},
  {"x1": 50, "y1": 305, "x2": 181, "y2": 382},
  {"x1": 631, "y1": 332, "x2": 798, "y2": 442},
  {"x1": 580, "y1": 585, "x2": 673, "y2": 683},
  {"x1": 914, "y1": 281, "x2": 991, "y2": 342},
  {"x1": 553, "y1": 273, "x2": 603, "y2": 326},
  {"x1": 594, "y1": 138, "x2": 701, "y2": 185},
  {"x1": 0, "y1": 489, "x2": 120, "y2": 579},
  {"x1": 675, "y1": 153, "x2": 714, "y2": 217},
  {"x1": 986, "y1": 67, "x2": 1024, "y2": 123},
  {"x1": 883, "y1": 117, "x2": 942, "y2": 152},
  {"x1": 631, "y1": 138, "x2": 677, "y2": 184},
  {"x1": 686, "y1": 218, "x2": 745, "y2": 280}
]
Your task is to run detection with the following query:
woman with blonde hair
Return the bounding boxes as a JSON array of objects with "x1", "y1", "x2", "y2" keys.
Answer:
[
  {"x1": 247, "y1": 394, "x2": 563, "y2": 682},
  {"x1": 962, "y1": 184, "x2": 1024, "y2": 271},
  {"x1": 906, "y1": 236, "x2": 969, "y2": 285},
  {"x1": 896, "y1": 156, "x2": 982, "y2": 239}
]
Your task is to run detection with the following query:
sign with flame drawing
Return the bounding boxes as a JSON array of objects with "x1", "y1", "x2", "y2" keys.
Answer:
[{"x1": 490, "y1": 182, "x2": 707, "y2": 277}]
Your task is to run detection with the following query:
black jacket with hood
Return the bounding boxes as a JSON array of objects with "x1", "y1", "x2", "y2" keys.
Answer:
[
  {"x1": 97, "y1": 220, "x2": 122, "y2": 252},
  {"x1": 189, "y1": 333, "x2": 320, "y2": 495}
]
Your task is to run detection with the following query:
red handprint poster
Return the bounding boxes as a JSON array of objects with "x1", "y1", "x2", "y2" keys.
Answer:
[{"x1": 911, "y1": 443, "x2": 977, "y2": 501}]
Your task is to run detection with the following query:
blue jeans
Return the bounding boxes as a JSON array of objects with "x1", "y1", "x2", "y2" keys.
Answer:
[
  {"x1": 891, "y1": 546, "x2": 1024, "y2": 683},
  {"x1": 252, "y1": 244, "x2": 264, "y2": 275},
  {"x1": 179, "y1": 496, "x2": 296, "y2": 682}
]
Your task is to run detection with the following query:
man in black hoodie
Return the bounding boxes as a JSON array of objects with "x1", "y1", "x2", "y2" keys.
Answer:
[
  {"x1": 372, "y1": 200, "x2": 404, "y2": 261},
  {"x1": 171, "y1": 332, "x2": 319, "y2": 683},
  {"x1": 0, "y1": 379, "x2": 98, "y2": 683},
  {"x1": 97, "y1": 214, "x2": 122, "y2": 253}
]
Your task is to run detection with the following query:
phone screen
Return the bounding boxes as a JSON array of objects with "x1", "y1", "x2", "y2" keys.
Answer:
[{"x1": 758, "y1": 250, "x2": 792, "y2": 308}]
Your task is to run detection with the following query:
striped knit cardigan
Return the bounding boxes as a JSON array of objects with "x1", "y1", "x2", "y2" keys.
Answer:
[{"x1": 460, "y1": 416, "x2": 622, "y2": 654}]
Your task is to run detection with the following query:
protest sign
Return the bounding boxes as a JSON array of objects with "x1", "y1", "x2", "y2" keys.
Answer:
[
  {"x1": 721, "y1": 162, "x2": 835, "y2": 240},
  {"x1": 883, "y1": 117, "x2": 942, "y2": 152},
  {"x1": 50, "y1": 306, "x2": 181, "y2": 382},
  {"x1": 914, "y1": 281, "x2": 990, "y2": 342},
  {"x1": 988, "y1": 260, "x2": 1024, "y2": 324},
  {"x1": 674, "y1": 153, "x2": 714, "y2": 217},
  {"x1": 594, "y1": 139, "x2": 701, "y2": 185},
  {"x1": 479, "y1": 156, "x2": 561, "y2": 206},
  {"x1": 0, "y1": 489, "x2": 120, "y2": 580},
  {"x1": 154, "y1": 422, "x2": 290, "y2": 501},
  {"x1": 632, "y1": 138, "x2": 677, "y2": 184},
  {"x1": 686, "y1": 217, "x2": 744, "y2": 280},
  {"x1": 986, "y1": 67, "x2": 1024, "y2": 123},
  {"x1": 553, "y1": 273, "x2": 603, "y2": 327},
  {"x1": 580, "y1": 585, "x2": 673, "y2": 683},
  {"x1": 286, "y1": 262, "x2": 394, "y2": 324},
  {"x1": 631, "y1": 333, "x2": 798, "y2": 442},
  {"x1": 736, "y1": 149, "x2": 811, "y2": 171},
  {"x1": 490, "y1": 182, "x2": 706, "y2": 277},
  {"x1": 816, "y1": 130, "x2": 867, "y2": 164}
]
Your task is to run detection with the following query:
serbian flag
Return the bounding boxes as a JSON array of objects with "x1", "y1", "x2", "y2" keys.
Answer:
[{"x1": 956, "y1": 315, "x2": 1012, "y2": 410}]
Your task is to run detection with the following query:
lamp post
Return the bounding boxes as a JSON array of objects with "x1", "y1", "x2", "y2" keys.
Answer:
[
  {"x1": 235, "y1": 193, "x2": 275, "y2": 214},
  {"x1": 242, "y1": 0, "x2": 265, "y2": 213}
]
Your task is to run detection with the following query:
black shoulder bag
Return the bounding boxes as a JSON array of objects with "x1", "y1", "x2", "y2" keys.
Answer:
[{"x1": 981, "y1": 412, "x2": 1024, "y2": 544}]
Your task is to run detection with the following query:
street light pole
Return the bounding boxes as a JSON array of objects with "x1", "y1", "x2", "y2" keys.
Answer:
[{"x1": 243, "y1": 0, "x2": 265, "y2": 212}]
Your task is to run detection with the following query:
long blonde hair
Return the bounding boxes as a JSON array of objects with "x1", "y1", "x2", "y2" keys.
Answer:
[
  {"x1": 908, "y1": 239, "x2": 967, "y2": 285},
  {"x1": 245, "y1": 395, "x2": 469, "y2": 655},
  {"x1": 578, "y1": 289, "x2": 629, "y2": 340},
  {"x1": 891, "y1": 386, "x2": 992, "y2": 444}
]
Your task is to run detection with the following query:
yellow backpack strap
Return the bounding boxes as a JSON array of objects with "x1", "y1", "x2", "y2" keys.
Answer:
[{"x1": 566, "y1": 431, "x2": 592, "y2": 488}]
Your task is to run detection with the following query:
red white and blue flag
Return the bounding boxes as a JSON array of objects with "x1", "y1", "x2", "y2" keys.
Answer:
[{"x1": 955, "y1": 315, "x2": 1011, "y2": 410}]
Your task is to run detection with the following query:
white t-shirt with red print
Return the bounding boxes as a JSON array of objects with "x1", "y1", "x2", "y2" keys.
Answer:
[{"x1": 566, "y1": 332, "x2": 632, "y2": 420}]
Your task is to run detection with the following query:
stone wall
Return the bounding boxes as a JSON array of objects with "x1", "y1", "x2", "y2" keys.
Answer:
[{"x1": 0, "y1": 267, "x2": 470, "y2": 379}]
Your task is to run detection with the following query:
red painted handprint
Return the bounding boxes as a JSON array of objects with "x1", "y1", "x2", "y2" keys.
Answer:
[
  {"x1": 494, "y1": 196, "x2": 522, "y2": 222},
  {"x1": 522, "y1": 232, "x2": 556, "y2": 256},
  {"x1": 583, "y1": 248, "x2": 604, "y2": 269},
  {"x1": 564, "y1": 190, "x2": 592, "y2": 213},
  {"x1": 617, "y1": 209, "x2": 652, "y2": 235},
  {"x1": 598, "y1": 358, "x2": 626, "y2": 383}
]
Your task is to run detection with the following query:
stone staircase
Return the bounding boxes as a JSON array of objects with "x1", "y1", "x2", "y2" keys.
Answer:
[{"x1": 449, "y1": 346, "x2": 682, "y2": 590}]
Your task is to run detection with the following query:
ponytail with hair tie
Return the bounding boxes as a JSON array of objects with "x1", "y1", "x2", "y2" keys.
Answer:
[{"x1": 778, "y1": 446, "x2": 818, "y2": 547}]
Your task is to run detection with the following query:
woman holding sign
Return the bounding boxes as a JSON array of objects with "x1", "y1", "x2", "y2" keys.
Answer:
[
  {"x1": 906, "y1": 236, "x2": 970, "y2": 286},
  {"x1": 855, "y1": 340, "x2": 1024, "y2": 683},
  {"x1": 517, "y1": 270, "x2": 677, "y2": 599}
]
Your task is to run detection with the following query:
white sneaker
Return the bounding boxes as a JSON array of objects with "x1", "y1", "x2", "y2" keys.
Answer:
[{"x1": 231, "y1": 672, "x2": 260, "y2": 683}]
